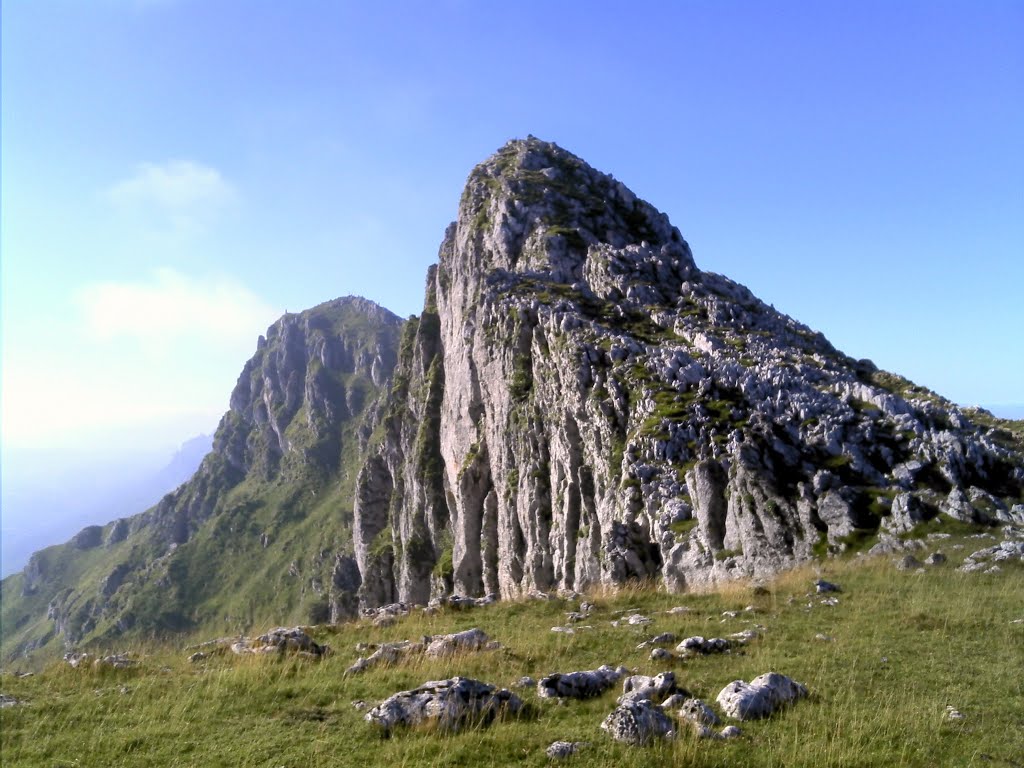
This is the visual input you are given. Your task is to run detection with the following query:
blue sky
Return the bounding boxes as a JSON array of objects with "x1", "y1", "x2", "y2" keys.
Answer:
[{"x1": 3, "y1": 0, "x2": 1023, "y2": 462}]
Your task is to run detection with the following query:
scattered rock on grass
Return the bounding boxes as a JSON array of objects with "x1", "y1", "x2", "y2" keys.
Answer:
[
  {"x1": 895, "y1": 555, "x2": 923, "y2": 571},
  {"x1": 82, "y1": 651, "x2": 136, "y2": 671},
  {"x1": 346, "y1": 629, "x2": 496, "y2": 675},
  {"x1": 232, "y1": 627, "x2": 329, "y2": 657},
  {"x1": 0, "y1": 694, "x2": 23, "y2": 708},
  {"x1": 637, "y1": 632, "x2": 677, "y2": 649},
  {"x1": 619, "y1": 671, "x2": 685, "y2": 704},
  {"x1": 716, "y1": 672, "x2": 808, "y2": 720},
  {"x1": 601, "y1": 699, "x2": 675, "y2": 745},
  {"x1": 433, "y1": 594, "x2": 498, "y2": 610},
  {"x1": 425, "y1": 628, "x2": 495, "y2": 657},
  {"x1": 677, "y1": 698, "x2": 720, "y2": 726},
  {"x1": 546, "y1": 740, "x2": 588, "y2": 759},
  {"x1": 661, "y1": 693, "x2": 688, "y2": 709},
  {"x1": 538, "y1": 665, "x2": 626, "y2": 699},
  {"x1": 345, "y1": 640, "x2": 424, "y2": 675},
  {"x1": 365, "y1": 676, "x2": 523, "y2": 733},
  {"x1": 362, "y1": 602, "x2": 410, "y2": 620},
  {"x1": 676, "y1": 636, "x2": 730, "y2": 656}
]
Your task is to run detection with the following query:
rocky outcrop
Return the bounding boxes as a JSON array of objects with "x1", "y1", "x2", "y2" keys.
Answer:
[
  {"x1": 716, "y1": 672, "x2": 808, "y2": 720},
  {"x1": 537, "y1": 664, "x2": 626, "y2": 699},
  {"x1": 352, "y1": 136, "x2": 1024, "y2": 610},
  {"x1": 678, "y1": 698, "x2": 720, "y2": 726},
  {"x1": 601, "y1": 699, "x2": 676, "y2": 745},
  {"x1": 229, "y1": 627, "x2": 329, "y2": 657},
  {"x1": 364, "y1": 677, "x2": 524, "y2": 733},
  {"x1": 618, "y1": 671, "x2": 683, "y2": 704}
]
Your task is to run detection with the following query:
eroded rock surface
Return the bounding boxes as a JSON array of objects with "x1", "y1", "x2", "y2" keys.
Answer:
[
  {"x1": 546, "y1": 741, "x2": 588, "y2": 759},
  {"x1": 231, "y1": 627, "x2": 329, "y2": 657},
  {"x1": 716, "y1": 672, "x2": 808, "y2": 720},
  {"x1": 352, "y1": 136, "x2": 1024, "y2": 613},
  {"x1": 618, "y1": 671, "x2": 684, "y2": 704},
  {"x1": 364, "y1": 677, "x2": 523, "y2": 732},
  {"x1": 538, "y1": 665, "x2": 626, "y2": 699},
  {"x1": 601, "y1": 699, "x2": 675, "y2": 745}
]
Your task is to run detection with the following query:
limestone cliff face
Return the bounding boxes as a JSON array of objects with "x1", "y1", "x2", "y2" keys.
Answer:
[{"x1": 355, "y1": 137, "x2": 1023, "y2": 607}]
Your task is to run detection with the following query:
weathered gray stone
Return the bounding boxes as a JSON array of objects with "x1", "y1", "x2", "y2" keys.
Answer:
[
  {"x1": 231, "y1": 627, "x2": 329, "y2": 657},
  {"x1": 940, "y1": 487, "x2": 978, "y2": 523},
  {"x1": 93, "y1": 653, "x2": 137, "y2": 670},
  {"x1": 676, "y1": 636, "x2": 731, "y2": 656},
  {"x1": 425, "y1": 628, "x2": 492, "y2": 657},
  {"x1": 881, "y1": 493, "x2": 928, "y2": 535},
  {"x1": 716, "y1": 672, "x2": 807, "y2": 720},
  {"x1": 538, "y1": 665, "x2": 624, "y2": 699},
  {"x1": 895, "y1": 554, "x2": 923, "y2": 571},
  {"x1": 365, "y1": 677, "x2": 523, "y2": 733},
  {"x1": 601, "y1": 699, "x2": 675, "y2": 745},
  {"x1": 546, "y1": 741, "x2": 588, "y2": 759},
  {"x1": 661, "y1": 693, "x2": 688, "y2": 709},
  {"x1": 619, "y1": 671, "x2": 683, "y2": 704},
  {"x1": 677, "y1": 697, "x2": 720, "y2": 726},
  {"x1": 637, "y1": 632, "x2": 677, "y2": 649},
  {"x1": 345, "y1": 641, "x2": 423, "y2": 675}
]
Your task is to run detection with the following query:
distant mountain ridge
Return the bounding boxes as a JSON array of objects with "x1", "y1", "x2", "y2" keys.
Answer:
[
  {"x1": 3, "y1": 139, "x2": 1022, "y2": 662},
  {"x1": 0, "y1": 435, "x2": 212, "y2": 578}
]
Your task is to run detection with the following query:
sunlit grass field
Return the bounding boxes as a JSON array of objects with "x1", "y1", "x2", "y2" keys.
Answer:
[{"x1": 2, "y1": 536, "x2": 1022, "y2": 767}]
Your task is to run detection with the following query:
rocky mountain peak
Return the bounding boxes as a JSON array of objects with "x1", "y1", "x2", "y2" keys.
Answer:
[
  {"x1": 449, "y1": 137, "x2": 695, "y2": 297},
  {"x1": 356, "y1": 138, "x2": 1023, "y2": 608}
]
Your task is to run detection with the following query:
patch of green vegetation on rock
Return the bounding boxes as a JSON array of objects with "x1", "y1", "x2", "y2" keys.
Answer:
[{"x1": 669, "y1": 518, "x2": 698, "y2": 536}]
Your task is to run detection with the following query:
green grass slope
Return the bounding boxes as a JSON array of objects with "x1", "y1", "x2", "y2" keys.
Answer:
[
  {"x1": 3, "y1": 530, "x2": 1021, "y2": 768},
  {"x1": 1, "y1": 297, "x2": 403, "y2": 663}
]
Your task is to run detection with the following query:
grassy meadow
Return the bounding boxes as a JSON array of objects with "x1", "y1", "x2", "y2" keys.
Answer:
[{"x1": 2, "y1": 533, "x2": 1022, "y2": 768}]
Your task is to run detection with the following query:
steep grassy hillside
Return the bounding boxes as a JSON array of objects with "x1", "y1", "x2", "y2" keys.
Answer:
[
  {"x1": 3, "y1": 530, "x2": 1021, "y2": 767},
  {"x1": 1, "y1": 297, "x2": 403, "y2": 662}
]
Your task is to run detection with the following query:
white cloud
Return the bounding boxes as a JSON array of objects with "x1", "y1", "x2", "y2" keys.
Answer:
[
  {"x1": 0, "y1": 270, "x2": 280, "y2": 451},
  {"x1": 77, "y1": 268, "x2": 277, "y2": 343},
  {"x1": 108, "y1": 160, "x2": 236, "y2": 223}
]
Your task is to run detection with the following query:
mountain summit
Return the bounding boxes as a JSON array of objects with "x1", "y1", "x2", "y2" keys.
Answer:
[
  {"x1": 355, "y1": 136, "x2": 1023, "y2": 604},
  {"x1": 3, "y1": 138, "x2": 1022, "y2": 660}
]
